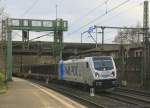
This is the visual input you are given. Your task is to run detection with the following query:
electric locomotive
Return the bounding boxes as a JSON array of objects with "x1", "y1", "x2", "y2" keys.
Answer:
[{"x1": 59, "y1": 56, "x2": 117, "y2": 89}]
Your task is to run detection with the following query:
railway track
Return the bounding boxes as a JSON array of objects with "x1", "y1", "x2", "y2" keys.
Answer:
[
  {"x1": 30, "y1": 80, "x2": 139, "y2": 108},
  {"x1": 103, "y1": 87, "x2": 150, "y2": 108},
  {"x1": 116, "y1": 87, "x2": 150, "y2": 97},
  {"x1": 31, "y1": 80, "x2": 106, "y2": 108}
]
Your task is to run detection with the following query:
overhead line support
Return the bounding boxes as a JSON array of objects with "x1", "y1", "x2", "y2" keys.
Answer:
[{"x1": 143, "y1": 0, "x2": 150, "y2": 89}]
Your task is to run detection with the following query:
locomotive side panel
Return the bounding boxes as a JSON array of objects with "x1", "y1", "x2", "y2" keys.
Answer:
[
  {"x1": 63, "y1": 62, "x2": 85, "y2": 83},
  {"x1": 59, "y1": 59, "x2": 95, "y2": 87}
]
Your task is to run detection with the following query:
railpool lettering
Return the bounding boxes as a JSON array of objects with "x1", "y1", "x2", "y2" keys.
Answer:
[{"x1": 65, "y1": 64, "x2": 80, "y2": 76}]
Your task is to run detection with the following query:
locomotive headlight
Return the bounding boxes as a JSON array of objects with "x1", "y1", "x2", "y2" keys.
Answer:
[
  {"x1": 112, "y1": 71, "x2": 115, "y2": 76},
  {"x1": 95, "y1": 72, "x2": 99, "y2": 78}
]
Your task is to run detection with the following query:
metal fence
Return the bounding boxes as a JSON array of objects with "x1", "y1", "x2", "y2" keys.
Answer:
[{"x1": 115, "y1": 57, "x2": 143, "y2": 88}]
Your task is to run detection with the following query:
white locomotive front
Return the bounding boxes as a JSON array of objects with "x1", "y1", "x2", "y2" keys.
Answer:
[
  {"x1": 59, "y1": 56, "x2": 117, "y2": 89},
  {"x1": 92, "y1": 56, "x2": 117, "y2": 89}
]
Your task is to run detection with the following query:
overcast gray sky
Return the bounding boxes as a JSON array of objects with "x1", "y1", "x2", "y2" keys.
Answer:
[{"x1": 1, "y1": 0, "x2": 147, "y2": 43}]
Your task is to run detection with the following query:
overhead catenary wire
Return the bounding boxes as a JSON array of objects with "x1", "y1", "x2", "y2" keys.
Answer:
[
  {"x1": 70, "y1": 0, "x2": 108, "y2": 25},
  {"x1": 12, "y1": 31, "x2": 53, "y2": 40},
  {"x1": 68, "y1": 0, "x2": 130, "y2": 36},
  {"x1": 93, "y1": 1, "x2": 144, "y2": 44},
  {"x1": 69, "y1": 0, "x2": 130, "y2": 34},
  {"x1": 96, "y1": 0, "x2": 143, "y2": 26},
  {"x1": 21, "y1": 0, "x2": 41, "y2": 17},
  {"x1": 30, "y1": 32, "x2": 53, "y2": 41},
  {"x1": 12, "y1": 32, "x2": 54, "y2": 47}
]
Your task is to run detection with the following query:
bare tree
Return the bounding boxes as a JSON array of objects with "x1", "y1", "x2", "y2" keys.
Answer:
[
  {"x1": 114, "y1": 29, "x2": 128, "y2": 44},
  {"x1": 114, "y1": 22, "x2": 143, "y2": 44}
]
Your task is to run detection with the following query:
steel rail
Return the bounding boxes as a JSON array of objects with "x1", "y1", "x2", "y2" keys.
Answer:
[
  {"x1": 103, "y1": 89, "x2": 150, "y2": 107},
  {"x1": 32, "y1": 81, "x2": 106, "y2": 108},
  {"x1": 116, "y1": 87, "x2": 150, "y2": 97}
]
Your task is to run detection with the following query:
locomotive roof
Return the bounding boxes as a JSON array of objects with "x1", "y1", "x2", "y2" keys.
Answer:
[{"x1": 63, "y1": 56, "x2": 113, "y2": 63}]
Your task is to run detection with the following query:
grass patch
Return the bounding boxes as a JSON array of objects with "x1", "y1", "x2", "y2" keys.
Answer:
[
  {"x1": 0, "y1": 82, "x2": 6, "y2": 93},
  {"x1": 0, "y1": 69, "x2": 6, "y2": 93}
]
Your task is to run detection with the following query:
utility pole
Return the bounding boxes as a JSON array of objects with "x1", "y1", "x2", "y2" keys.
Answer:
[
  {"x1": 81, "y1": 33, "x2": 83, "y2": 44},
  {"x1": 120, "y1": 30, "x2": 126, "y2": 86},
  {"x1": 6, "y1": 19, "x2": 12, "y2": 81},
  {"x1": 95, "y1": 27, "x2": 98, "y2": 48},
  {"x1": 54, "y1": 19, "x2": 64, "y2": 62},
  {"x1": 56, "y1": 4, "x2": 58, "y2": 20},
  {"x1": 143, "y1": 0, "x2": 150, "y2": 89},
  {"x1": 53, "y1": 5, "x2": 64, "y2": 62},
  {"x1": 2, "y1": 20, "x2": 7, "y2": 82},
  {"x1": 101, "y1": 27, "x2": 105, "y2": 50},
  {"x1": 94, "y1": 25, "x2": 105, "y2": 49}
]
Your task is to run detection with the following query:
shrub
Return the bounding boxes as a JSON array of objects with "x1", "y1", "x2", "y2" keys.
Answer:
[{"x1": 0, "y1": 69, "x2": 4, "y2": 82}]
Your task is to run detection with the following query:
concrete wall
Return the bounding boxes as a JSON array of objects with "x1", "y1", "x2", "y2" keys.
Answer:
[{"x1": 13, "y1": 55, "x2": 54, "y2": 66}]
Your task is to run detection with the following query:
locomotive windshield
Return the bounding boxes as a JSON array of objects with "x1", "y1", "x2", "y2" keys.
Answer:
[{"x1": 93, "y1": 57, "x2": 113, "y2": 71}]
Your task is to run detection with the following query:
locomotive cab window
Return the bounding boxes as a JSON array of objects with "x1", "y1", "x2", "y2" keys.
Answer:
[{"x1": 93, "y1": 57, "x2": 113, "y2": 71}]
